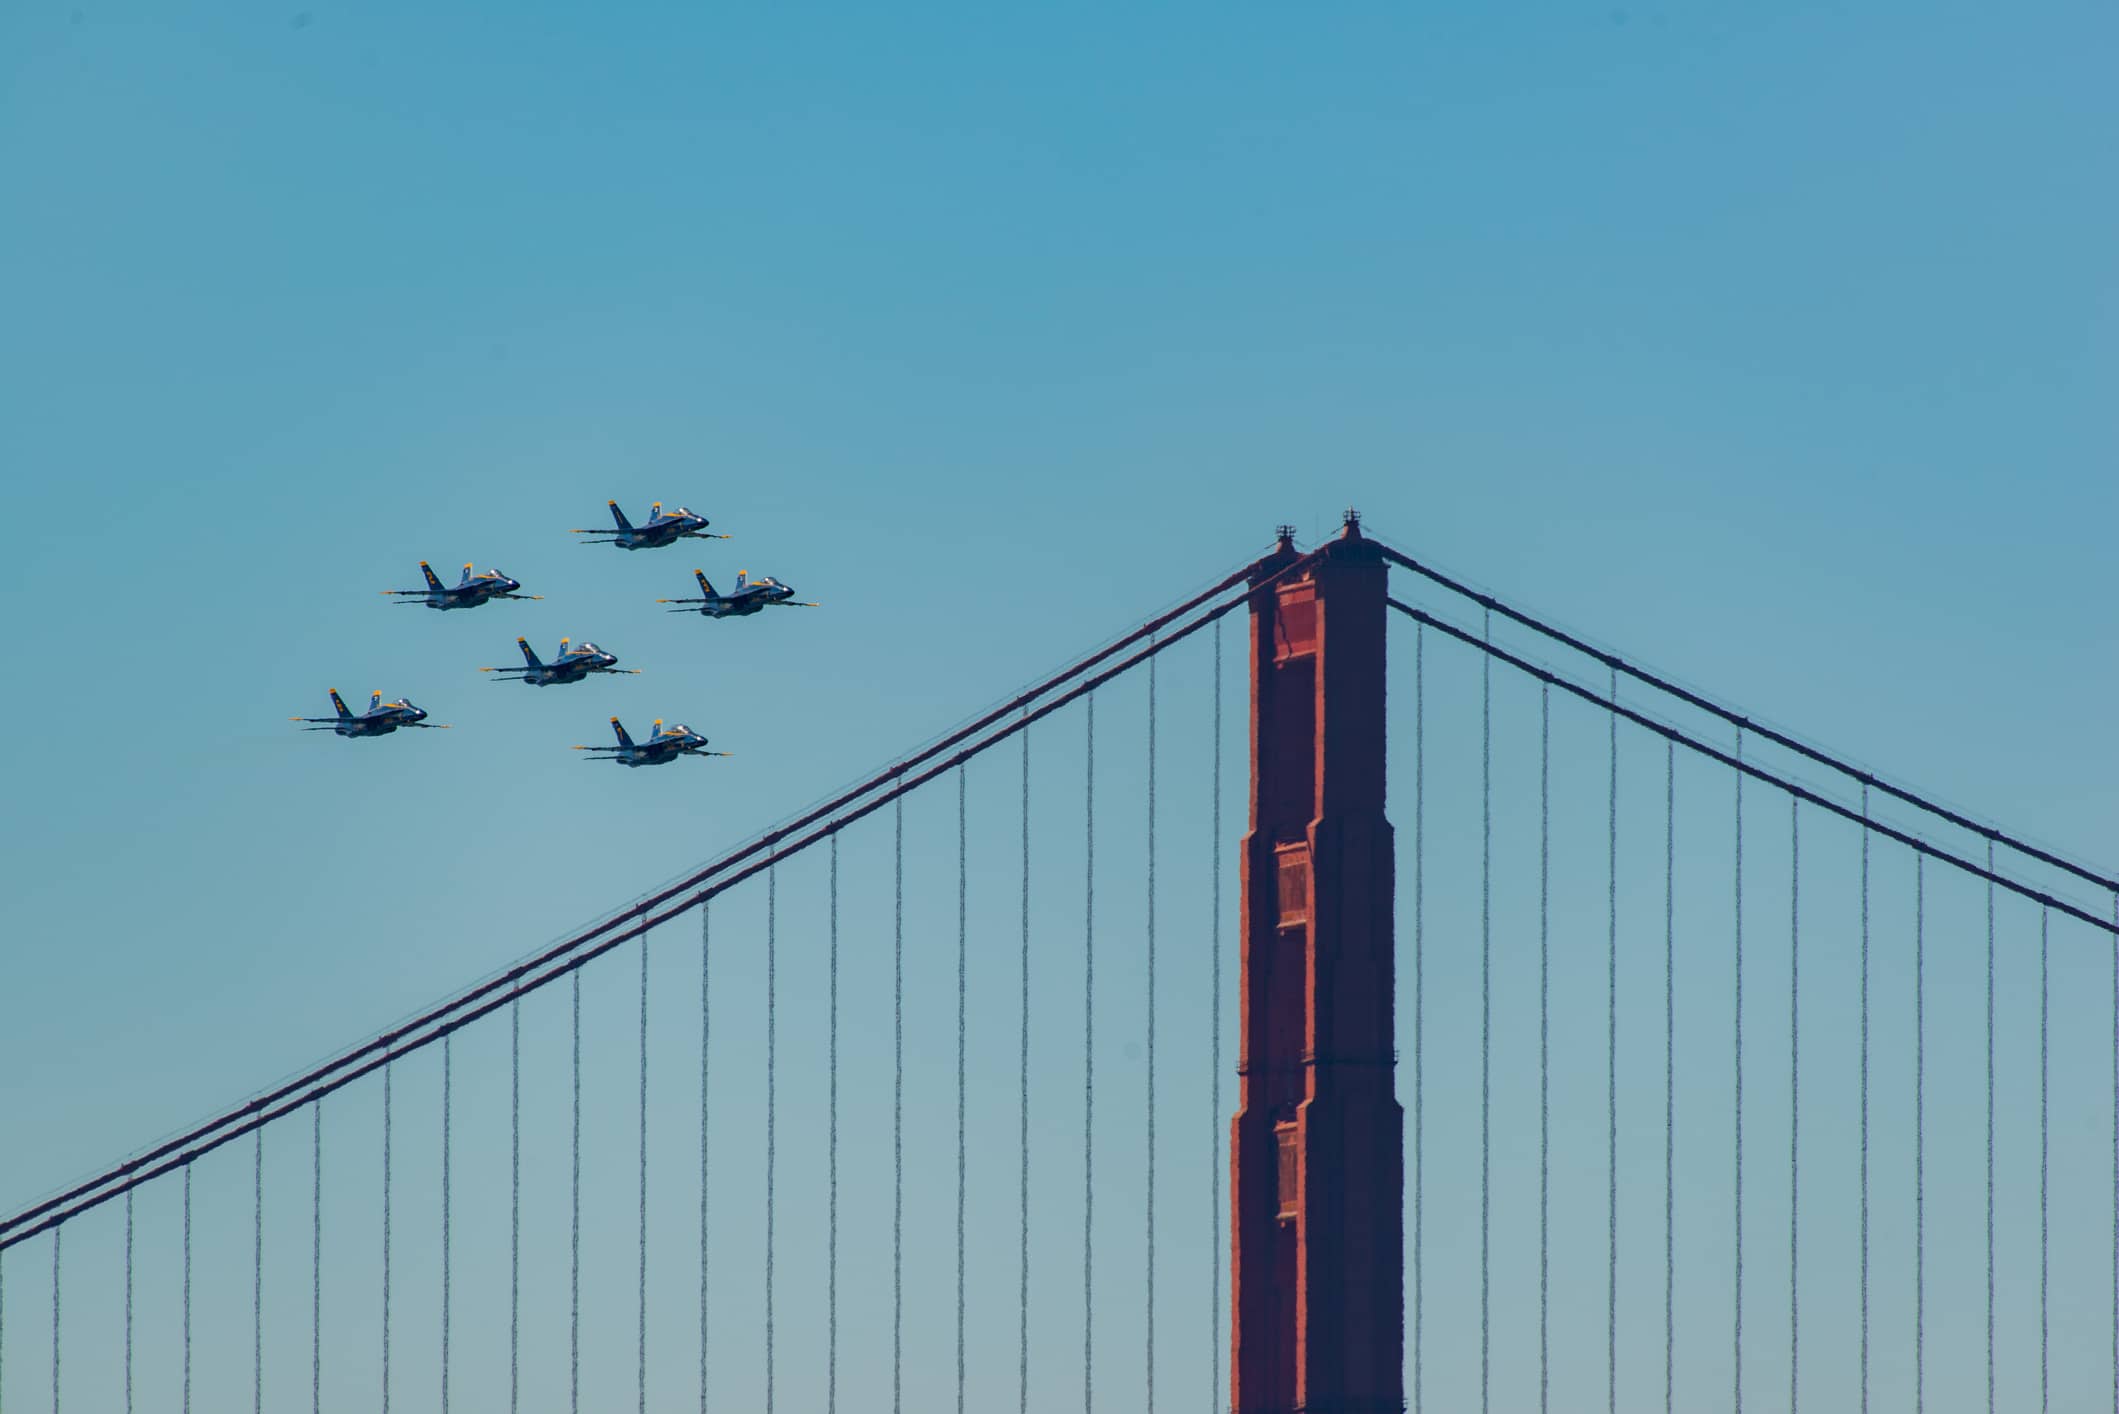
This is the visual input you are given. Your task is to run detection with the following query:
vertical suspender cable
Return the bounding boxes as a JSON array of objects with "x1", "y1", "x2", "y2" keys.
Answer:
[
  {"x1": 1084, "y1": 691, "x2": 1097, "y2": 1414},
  {"x1": 126, "y1": 1185, "x2": 136, "y2": 1414},
  {"x1": 1608, "y1": 669, "x2": 1620, "y2": 1414},
  {"x1": 382, "y1": 1063, "x2": 393, "y2": 1414},
  {"x1": 182, "y1": 1166, "x2": 192, "y2": 1414},
  {"x1": 1412, "y1": 621, "x2": 1426, "y2": 1414},
  {"x1": 257, "y1": 1124, "x2": 266, "y2": 1414},
  {"x1": 48, "y1": 1225, "x2": 57, "y2": 1414},
  {"x1": 1144, "y1": 646, "x2": 1158, "y2": 1414},
  {"x1": 894, "y1": 796, "x2": 907, "y2": 1414},
  {"x1": 827, "y1": 844, "x2": 838, "y2": 1414},
  {"x1": 701, "y1": 903, "x2": 713, "y2": 1414},
  {"x1": 958, "y1": 767, "x2": 971, "y2": 1414},
  {"x1": 1915, "y1": 857, "x2": 1926, "y2": 1414},
  {"x1": 1859, "y1": 791, "x2": 1870, "y2": 1414},
  {"x1": 1733, "y1": 728, "x2": 1745, "y2": 1414},
  {"x1": 1986, "y1": 844, "x2": 1997, "y2": 1414},
  {"x1": 1020, "y1": 721, "x2": 1033, "y2": 1414},
  {"x1": 1, "y1": 1208, "x2": 7, "y2": 1414},
  {"x1": 1663, "y1": 739, "x2": 1676, "y2": 1414},
  {"x1": 2110, "y1": 892, "x2": 2117, "y2": 1414},
  {"x1": 511, "y1": 995, "x2": 521, "y2": 1414},
  {"x1": 1481, "y1": 609, "x2": 1501, "y2": 1410},
  {"x1": 1540, "y1": 683, "x2": 1553, "y2": 1414},
  {"x1": 2040, "y1": 907, "x2": 2050, "y2": 1413},
  {"x1": 1210, "y1": 618, "x2": 1224, "y2": 1414},
  {"x1": 766, "y1": 869, "x2": 779, "y2": 1414},
  {"x1": 1788, "y1": 801, "x2": 1800, "y2": 1414},
  {"x1": 571, "y1": 971, "x2": 582, "y2": 1414},
  {"x1": 313, "y1": 1103, "x2": 322, "y2": 1414},
  {"x1": 643, "y1": 912, "x2": 655, "y2": 1414},
  {"x1": 442, "y1": 1037, "x2": 452, "y2": 1414}
]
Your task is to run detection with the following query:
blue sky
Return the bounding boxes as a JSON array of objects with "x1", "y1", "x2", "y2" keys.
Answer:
[{"x1": 2, "y1": 0, "x2": 2114, "y2": 1408}]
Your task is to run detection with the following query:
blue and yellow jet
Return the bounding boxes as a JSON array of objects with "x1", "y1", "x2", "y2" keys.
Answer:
[
  {"x1": 658, "y1": 569, "x2": 817, "y2": 619},
  {"x1": 380, "y1": 561, "x2": 542, "y2": 611},
  {"x1": 570, "y1": 501, "x2": 730, "y2": 551},
  {"x1": 571, "y1": 717, "x2": 728, "y2": 767},
  {"x1": 290, "y1": 690, "x2": 451, "y2": 737},
  {"x1": 480, "y1": 637, "x2": 639, "y2": 686}
]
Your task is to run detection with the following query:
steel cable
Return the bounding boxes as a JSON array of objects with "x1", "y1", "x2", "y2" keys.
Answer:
[
  {"x1": 767, "y1": 869, "x2": 779, "y2": 1414},
  {"x1": 1734, "y1": 728, "x2": 1745, "y2": 1414},
  {"x1": 1608, "y1": 669, "x2": 1619, "y2": 1414},
  {"x1": 1144, "y1": 647, "x2": 1158, "y2": 1414},
  {"x1": 2040, "y1": 907, "x2": 2050, "y2": 1414},
  {"x1": 571, "y1": 971, "x2": 582, "y2": 1414},
  {"x1": 1083, "y1": 692, "x2": 1097, "y2": 1414},
  {"x1": 1482, "y1": 607, "x2": 1507, "y2": 1403},
  {"x1": 126, "y1": 1186, "x2": 135, "y2": 1414},
  {"x1": 1540, "y1": 682, "x2": 1552, "y2": 1414},
  {"x1": 701, "y1": 902, "x2": 714, "y2": 1414},
  {"x1": 382, "y1": 1063, "x2": 393, "y2": 1414},
  {"x1": 643, "y1": 913, "x2": 654, "y2": 1414},
  {"x1": 442, "y1": 1037, "x2": 452, "y2": 1414},
  {"x1": 958, "y1": 767, "x2": 970, "y2": 1414},
  {"x1": 827, "y1": 846, "x2": 837, "y2": 1414},
  {"x1": 312, "y1": 1103, "x2": 322, "y2": 1414},
  {"x1": 256, "y1": 1125, "x2": 266, "y2": 1414},
  {"x1": 1663, "y1": 739, "x2": 1675, "y2": 1414},
  {"x1": 1412, "y1": 620, "x2": 1426, "y2": 1414},
  {"x1": 894, "y1": 797, "x2": 906, "y2": 1414},
  {"x1": 511, "y1": 997, "x2": 521, "y2": 1414},
  {"x1": 1788, "y1": 801, "x2": 1800, "y2": 1414},
  {"x1": 1859, "y1": 790, "x2": 1871, "y2": 1414},
  {"x1": 1019, "y1": 722, "x2": 1033, "y2": 1414},
  {"x1": 48, "y1": 1226, "x2": 57, "y2": 1414},
  {"x1": 1915, "y1": 857, "x2": 1926, "y2": 1414},
  {"x1": 1986, "y1": 845, "x2": 1996, "y2": 1414},
  {"x1": 182, "y1": 1167, "x2": 191, "y2": 1414}
]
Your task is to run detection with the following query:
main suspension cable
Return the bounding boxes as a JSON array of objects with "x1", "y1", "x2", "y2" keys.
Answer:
[
  {"x1": 1388, "y1": 602, "x2": 2114, "y2": 936},
  {"x1": 1376, "y1": 539, "x2": 2118, "y2": 894},
  {"x1": 0, "y1": 551, "x2": 1312, "y2": 1255}
]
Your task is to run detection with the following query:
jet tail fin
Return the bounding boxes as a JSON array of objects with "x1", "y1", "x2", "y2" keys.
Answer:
[
  {"x1": 695, "y1": 569, "x2": 717, "y2": 598},
  {"x1": 611, "y1": 717, "x2": 636, "y2": 749},
  {"x1": 419, "y1": 561, "x2": 444, "y2": 592},
  {"x1": 517, "y1": 637, "x2": 542, "y2": 667},
  {"x1": 329, "y1": 689, "x2": 352, "y2": 719},
  {"x1": 609, "y1": 501, "x2": 635, "y2": 532}
]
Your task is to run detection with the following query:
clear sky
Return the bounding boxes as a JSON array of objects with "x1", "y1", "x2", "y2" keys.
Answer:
[{"x1": 2, "y1": 0, "x2": 2114, "y2": 1409}]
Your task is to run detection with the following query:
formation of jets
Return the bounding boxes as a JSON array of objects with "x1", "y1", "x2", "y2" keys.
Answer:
[{"x1": 294, "y1": 499, "x2": 820, "y2": 768}]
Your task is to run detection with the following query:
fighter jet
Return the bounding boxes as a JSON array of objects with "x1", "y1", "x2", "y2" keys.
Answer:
[
  {"x1": 380, "y1": 562, "x2": 542, "y2": 611},
  {"x1": 290, "y1": 690, "x2": 451, "y2": 737},
  {"x1": 480, "y1": 637, "x2": 639, "y2": 687},
  {"x1": 657, "y1": 569, "x2": 816, "y2": 619},
  {"x1": 569, "y1": 501, "x2": 730, "y2": 551},
  {"x1": 571, "y1": 717, "x2": 729, "y2": 767}
]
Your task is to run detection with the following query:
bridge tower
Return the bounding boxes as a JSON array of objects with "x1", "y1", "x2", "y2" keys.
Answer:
[{"x1": 1232, "y1": 513, "x2": 1403, "y2": 1414}]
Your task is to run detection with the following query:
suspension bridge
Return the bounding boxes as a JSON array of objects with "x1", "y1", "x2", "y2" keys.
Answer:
[{"x1": 1, "y1": 514, "x2": 2112, "y2": 1413}]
